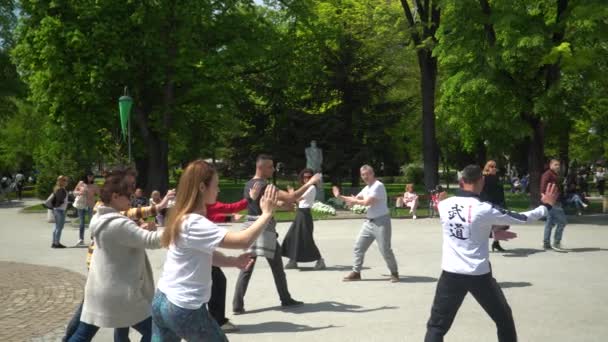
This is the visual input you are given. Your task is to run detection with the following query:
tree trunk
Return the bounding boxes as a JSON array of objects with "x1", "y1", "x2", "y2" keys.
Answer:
[
  {"x1": 143, "y1": 136, "x2": 169, "y2": 195},
  {"x1": 526, "y1": 117, "x2": 545, "y2": 206},
  {"x1": 419, "y1": 50, "x2": 439, "y2": 191},
  {"x1": 559, "y1": 122, "x2": 570, "y2": 178}
]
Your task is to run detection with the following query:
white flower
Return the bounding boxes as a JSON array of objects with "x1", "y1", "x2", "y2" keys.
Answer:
[
  {"x1": 350, "y1": 204, "x2": 368, "y2": 214},
  {"x1": 312, "y1": 201, "x2": 337, "y2": 216}
]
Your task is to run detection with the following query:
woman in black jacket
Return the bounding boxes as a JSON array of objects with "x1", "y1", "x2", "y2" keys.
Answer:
[
  {"x1": 480, "y1": 161, "x2": 508, "y2": 252},
  {"x1": 51, "y1": 175, "x2": 69, "y2": 248}
]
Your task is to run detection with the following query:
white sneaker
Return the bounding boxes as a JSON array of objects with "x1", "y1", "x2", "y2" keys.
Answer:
[
  {"x1": 582, "y1": 203, "x2": 588, "y2": 208},
  {"x1": 552, "y1": 243, "x2": 568, "y2": 252},
  {"x1": 412, "y1": 215, "x2": 417, "y2": 220},
  {"x1": 221, "y1": 321, "x2": 239, "y2": 333},
  {"x1": 314, "y1": 259, "x2": 326, "y2": 270},
  {"x1": 75, "y1": 239, "x2": 85, "y2": 246}
]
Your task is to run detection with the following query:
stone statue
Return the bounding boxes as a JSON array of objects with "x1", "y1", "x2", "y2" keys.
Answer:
[
  {"x1": 305, "y1": 140, "x2": 323, "y2": 172},
  {"x1": 305, "y1": 140, "x2": 324, "y2": 201}
]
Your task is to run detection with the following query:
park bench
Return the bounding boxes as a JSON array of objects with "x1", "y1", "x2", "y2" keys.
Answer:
[{"x1": 391, "y1": 193, "x2": 439, "y2": 218}]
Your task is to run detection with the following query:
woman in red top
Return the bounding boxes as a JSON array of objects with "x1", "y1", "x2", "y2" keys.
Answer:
[{"x1": 205, "y1": 183, "x2": 261, "y2": 333}]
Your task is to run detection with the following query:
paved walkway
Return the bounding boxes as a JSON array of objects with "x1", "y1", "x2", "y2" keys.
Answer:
[{"x1": 1, "y1": 199, "x2": 607, "y2": 341}]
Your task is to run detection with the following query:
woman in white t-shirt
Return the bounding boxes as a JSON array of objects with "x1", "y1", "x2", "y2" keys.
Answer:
[
  {"x1": 151, "y1": 160, "x2": 279, "y2": 341},
  {"x1": 282, "y1": 168, "x2": 325, "y2": 270}
]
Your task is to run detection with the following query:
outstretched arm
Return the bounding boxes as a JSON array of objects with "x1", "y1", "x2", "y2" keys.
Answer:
[
  {"x1": 277, "y1": 173, "x2": 321, "y2": 203},
  {"x1": 332, "y1": 186, "x2": 377, "y2": 206},
  {"x1": 481, "y1": 183, "x2": 558, "y2": 226},
  {"x1": 213, "y1": 251, "x2": 254, "y2": 270},
  {"x1": 220, "y1": 186, "x2": 279, "y2": 249}
]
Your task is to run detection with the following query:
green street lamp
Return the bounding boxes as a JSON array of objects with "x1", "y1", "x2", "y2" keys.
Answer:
[{"x1": 119, "y1": 87, "x2": 133, "y2": 163}]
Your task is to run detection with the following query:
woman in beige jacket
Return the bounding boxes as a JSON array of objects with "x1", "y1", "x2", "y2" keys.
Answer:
[{"x1": 68, "y1": 170, "x2": 159, "y2": 342}]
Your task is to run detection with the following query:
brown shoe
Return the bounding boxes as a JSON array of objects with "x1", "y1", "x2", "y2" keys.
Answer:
[
  {"x1": 342, "y1": 271, "x2": 361, "y2": 282},
  {"x1": 390, "y1": 273, "x2": 399, "y2": 283}
]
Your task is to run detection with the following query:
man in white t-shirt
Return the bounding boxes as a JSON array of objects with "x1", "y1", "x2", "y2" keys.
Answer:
[
  {"x1": 424, "y1": 165, "x2": 558, "y2": 342},
  {"x1": 333, "y1": 164, "x2": 399, "y2": 282}
]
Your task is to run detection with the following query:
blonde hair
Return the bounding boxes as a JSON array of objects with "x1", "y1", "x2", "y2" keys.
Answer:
[
  {"x1": 53, "y1": 175, "x2": 67, "y2": 192},
  {"x1": 161, "y1": 160, "x2": 216, "y2": 248},
  {"x1": 483, "y1": 160, "x2": 497, "y2": 176},
  {"x1": 405, "y1": 183, "x2": 414, "y2": 192}
]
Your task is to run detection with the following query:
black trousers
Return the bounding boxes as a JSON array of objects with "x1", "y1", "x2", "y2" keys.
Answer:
[
  {"x1": 232, "y1": 242, "x2": 291, "y2": 311},
  {"x1": 425, "y1": 271, "x2": 517, "y2": 342},
  {"x1": 209, "y1": 266, "x2": 228, "y2": 326}
]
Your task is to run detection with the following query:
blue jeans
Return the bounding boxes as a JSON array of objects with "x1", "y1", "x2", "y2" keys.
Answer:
[
  {"x1": 53, "y1": 209, "x2": 66, "y2": 244},
  {"x1": 151, "y1": 291, "x2": 227, "y2": 342},
  {"x1": 77, "y1": 207, "x2": 93, "y2": 240},
  {"x1": 543, "y1": 206, "x2": 567, "y2": 245},
  {"x1": 63, "y1": 300, "x2": 132, "y2": 342},
  {"x1": 565, "y1": 194, "x2": 585, "y2": 210},
  {"x1": 67, "y1": 316, "x2": 150, "y2": 342}
]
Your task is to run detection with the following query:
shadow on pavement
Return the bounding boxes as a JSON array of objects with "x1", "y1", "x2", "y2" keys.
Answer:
[
  {"x1": 567, "y1": 247, "x2": 608, "y2": 253},
  {"x1": 363, "y1": 275, "x2": 438, "y2": 283},
  {"x1": 501, "y1": 248, "x2": 546, "y2": 258},
  {"x1": 233, "y1": 321, "x2": 336, "y2": 334},
  {"x1": 298, "y1": 265, "x2": 370, "y2": 272},
  {"x1": 242, "y1": 301, "x2": 398, "y2": 316},
  {"x1": 499, "y1": 281, "x2": 532, "y2": 289}
]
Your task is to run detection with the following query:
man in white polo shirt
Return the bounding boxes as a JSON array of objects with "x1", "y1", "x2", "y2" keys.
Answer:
[
  {"x1": 333, "y1": 164, "x2": 399, "y2": 282},
  {"x1": 424, "y1": 165, "x2": 558, "y2": 342}
]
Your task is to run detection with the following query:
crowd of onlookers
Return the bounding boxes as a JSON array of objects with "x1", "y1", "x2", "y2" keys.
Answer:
[
  {"x1": 394, "y1": 164, "x2": 606, "y2": 218},
  {"x1": 44, "y1": 169, "x2": 171, "y2": 249}
]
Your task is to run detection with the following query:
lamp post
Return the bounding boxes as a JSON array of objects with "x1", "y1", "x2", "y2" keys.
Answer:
[{"x1": 119, "y1": 87, "x2": 133, "y2": 163}]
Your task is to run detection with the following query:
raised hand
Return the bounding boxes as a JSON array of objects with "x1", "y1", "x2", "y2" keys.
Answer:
[
  {"x1": 158, "y1": 189, "x2": 176, "y2": 209},
  {"x1": 249, "y1": 182, "x2": 262, "y2": 201},
  {"x1": 308, "y1": 173, "x2": 322, "y2": 185},
  {"x1": 260, "y1": 185, "x2": 279, "y2": 215},
  {"x1": 140, "y1": 221, "x2": 157, "y2": 231},
  {"x1": 332, "y1": 186, "x2": 341, "y2": 198},
  {"x1": 342, "y1": 195, "x2": 357, "y2": 205},
  {"x1": 540, "y1": 183, "x2": 559, "y2": 206},
  {"x1": 234, "y1": 252, "x2": 255, "y2": 270}
]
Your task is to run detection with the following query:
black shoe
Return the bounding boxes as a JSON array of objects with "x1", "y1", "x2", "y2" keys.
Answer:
[
  {"x1": 281, "y1": 299, "x2": 304, "y2": 308},
  {"x1": 51, "y1": 243, "x2": 58, "y2": 248},
  {"x1": 491, "y1": 241, "x2": 506, "y2": 252},
  {"x1": 56, "y1": 243, "x2": 67, "y2": 249},
  {"x1": 233, "y1": 308, "x2": 245, "y2": 315}
]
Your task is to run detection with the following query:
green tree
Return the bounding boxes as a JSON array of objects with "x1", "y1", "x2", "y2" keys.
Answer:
[
  {"x1": 399, "y1": 0, "x2": 441, "y2": 191},
  {"x1": 435, "y1": 0, "x2": 608, "y2": 203},
  {"x1": 13, "y1": 0, "x2": 270, "y2": 193},
  {"x1": 233, "y1": 0, "x2": 417, "y2": 185}
]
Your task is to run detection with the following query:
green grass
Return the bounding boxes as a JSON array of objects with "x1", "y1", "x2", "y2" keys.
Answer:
[{"x1": 22, "y1": 203, "x2": 46, "y2": 212}]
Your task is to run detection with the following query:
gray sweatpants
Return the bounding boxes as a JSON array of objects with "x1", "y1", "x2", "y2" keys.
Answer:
[{"x1": 352, "y1": 214, "x2": 398, "y2": 274}]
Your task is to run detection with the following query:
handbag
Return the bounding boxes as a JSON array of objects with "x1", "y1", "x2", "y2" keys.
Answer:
[
  {"x1": 43, "y1": 192, "x2": 55, "y2": 209},
  {"x1": 73, "y1": 194, "x2": 87, "y2": 210}
]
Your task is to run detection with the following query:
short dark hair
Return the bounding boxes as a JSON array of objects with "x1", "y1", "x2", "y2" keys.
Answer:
[
  {"x1": 298, "y1": 168, "x2": 314, "y2": 184},
  {"x1": 100, "y1": 169, "x2": 133, "y2": 203},
  {"x1": 461, "y1": 165, "x2": 483, "y2": 184},
  {"x1": 256, "y1": 154, "x2": 273, "y2": 163}
]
